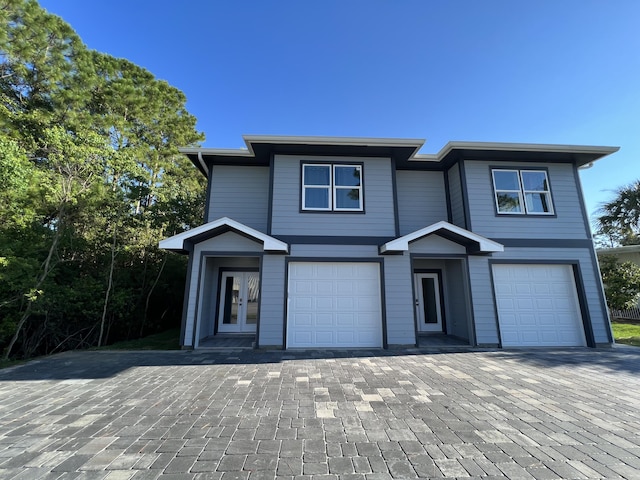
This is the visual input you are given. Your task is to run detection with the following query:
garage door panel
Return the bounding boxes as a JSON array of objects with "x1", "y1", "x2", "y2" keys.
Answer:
[
  {"x1": 287, "y1": 262, "x2": 382, "y2": 348},
  {"x1": 337, "y1": 297, "x2": 354, "y2": 309},
  {"x1": 493, "y1": 264, "x2": 586, "y2": 347},
  {"x1": 336, "y1": 314, "x2": 354, "y2": 326}
]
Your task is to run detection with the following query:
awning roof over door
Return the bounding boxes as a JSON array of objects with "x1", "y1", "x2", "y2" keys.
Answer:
[
  {"x1": 380, "y1": 221, "x2": 504, "y2": 254},
  {"x1": 159, "y1": 217, "x2": 289, "y2": 254}
]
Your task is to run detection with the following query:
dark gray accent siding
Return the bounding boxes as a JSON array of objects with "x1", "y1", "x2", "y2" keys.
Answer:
[
  {"x1": 464, "y1": 161, "x2": 590, "y2": 239},
  {"x1": 408, "y1": 235, "x2": 467, "y2": 255},
  {"x1": 447, "y1": 163, "x2": 465, "y2": 228},
  {"x1": 179, "y1": 244, "x2": 195, "y2": 347},
  {"x1": 271, "y1": 155, "x2": 396, "y2": 236},
  {"x1": 396, "y1": 170, "x2": 448, "y2": 235},
  {"x1": 290, "y1": 244, "x2": 379, "y2": 258},
  {"x1": 208, "y1": 165, "x2": 269, "y2": 231},
  {"x1": 444, "y1": 259, "x2": 471, "y2": 341},
  {"x1": 468, "y1": 247, "x2": 611, "y2": 346}
]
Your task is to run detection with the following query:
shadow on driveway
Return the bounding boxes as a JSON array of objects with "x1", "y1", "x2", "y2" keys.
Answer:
[{"x1": 1, "y1": 345, "x2": 639, "y2": 381}]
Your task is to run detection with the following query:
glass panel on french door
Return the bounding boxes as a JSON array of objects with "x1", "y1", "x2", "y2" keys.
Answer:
[
  {"x1": 222, "y1": 275, "x2": 241, "y2": 324},
  {"x1": 245, "y1": 273, "x2": 259, "y2": 325},
  {"x1": 422, "y1": 278, "x2": 439, "y2": 324}
]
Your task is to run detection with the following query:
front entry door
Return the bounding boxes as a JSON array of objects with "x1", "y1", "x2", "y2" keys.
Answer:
[
  {"x1": 414, "y1": 273, "x2": 444, "y2": 332},
  {"x1": 218, "y1": 271, "x2": 259, "y2": 333}
]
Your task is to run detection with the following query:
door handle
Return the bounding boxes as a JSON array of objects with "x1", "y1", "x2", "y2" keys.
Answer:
[{"x1": 415, "y1": 299, "x2": 419, "y2": 306}]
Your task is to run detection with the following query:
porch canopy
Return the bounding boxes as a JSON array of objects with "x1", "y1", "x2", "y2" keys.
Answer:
[
  {"x1": 159, "y1": 217, "x2": 289, "y2": 254},
  {"x1": 380, "y1": 221, "x2": 504, "y2": 255}
]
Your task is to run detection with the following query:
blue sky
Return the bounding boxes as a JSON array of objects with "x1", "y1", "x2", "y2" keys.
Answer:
[{"x1": 40, "y1": 0, "x2": 640, "y2": 222}]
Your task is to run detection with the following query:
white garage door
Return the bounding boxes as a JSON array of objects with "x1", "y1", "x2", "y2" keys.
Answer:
[
  {"x1": 287, "y1": 262, "x2": 382, "y2": 348},
  {"x1": 492, "y1": 264, "x2": 586, "y2": 347}
]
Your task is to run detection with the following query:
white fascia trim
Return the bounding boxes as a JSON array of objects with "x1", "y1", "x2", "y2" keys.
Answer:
[
  {"x1": 242, "y1": 134, "x2": 426, "y2": 149},
  {"x1": 159, "y1": 217, "x2": 289, "y2": 253},
  {"x1": 380, "y1": 221, "x2": 504, "y2": 253},
  {"x1": 180, "y1": 147, "x2": 254, "y2": 157},
  {"x1": 438, "y1": 141, "x2": 620, "y2": 158},
  {"x1": 597, "y1": 245, "x2": 640, "y2": 255},
  {"x1": 180, "y1": 135, "x2": 426, "y2": 159}
]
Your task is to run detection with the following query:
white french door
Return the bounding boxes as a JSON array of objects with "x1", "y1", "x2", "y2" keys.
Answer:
[
  {"x1": 218, "y1": 271, "x2": 259, "y2": 333},
  {"x1": 414, "y1": 273, "x2": 443, "y2": 332}
]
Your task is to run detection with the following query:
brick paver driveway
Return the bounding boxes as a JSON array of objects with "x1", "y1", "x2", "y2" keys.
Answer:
[{"x1": 1, "y1": 347, "x2": 639, "y2": 479}]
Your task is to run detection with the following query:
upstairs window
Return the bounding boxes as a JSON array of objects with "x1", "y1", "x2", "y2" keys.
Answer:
[
  {"x1": 492, "y1": 169, "x2": 553, "y2": 215},
  {"x1": 302, "y1": 164, "x2": 363, "y2": 211}
]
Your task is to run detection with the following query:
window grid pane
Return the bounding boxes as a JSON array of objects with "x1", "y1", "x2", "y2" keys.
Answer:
[
  {"x1": 335, "y1": 187, "x2": 361, "y2": 210},
  {"x1": 303, "y1": 165, "x2": 330, "y2": 186},
  {"x1": 496, "y1": 192, "x2": 523, "y2": 213},
  {"x1": 334, "y1": 166, "x2": 361, "y2": 187},
  {"x1": 493, "y1": 170, "x2": 521, "y2": 190},
  {"x1": 304, "y1": 187, "x2": 330, "y2": 209}
]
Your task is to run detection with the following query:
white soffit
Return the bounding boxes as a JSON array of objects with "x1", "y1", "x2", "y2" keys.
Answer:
[
  {"x1": 159, "y1": 217, "x2": 288, "y2": 253},
  {"x1": 381, "y1": 221, "x2": 504, "y2": 253}
]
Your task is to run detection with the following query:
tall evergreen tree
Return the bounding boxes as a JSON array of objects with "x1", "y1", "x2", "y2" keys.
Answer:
[{"x1": 0, "y1": 0, "x2": 205, "y2": 359}]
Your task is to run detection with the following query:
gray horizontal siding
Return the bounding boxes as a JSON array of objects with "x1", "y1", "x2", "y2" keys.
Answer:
[
  {"x1": 383, "y1": 254, "x2": 415, "y2": 345},
  {"x1": 396, "y1": 171, "x2": 447, "y2": 235},
  {"x1": 195, "y1": 232, "x2": 264, "y2": 253},
  {"x1": 208, "y1": 165, "x2": 269, "y2": 231},
  {"x1": 271, "y1": 155, "x2": 396, "y2": 237},
  {"x1": 468, "y1": 247, "x2": 609, "y2": 345},
  {"x1": 182, "y1": 253, "x2": 202, "y2": 347},
  {"x1": 448, "y1": 163, "x2": 465, "y2": 228},
  {"x1": 464, "y1": 161, "x2": 590, "y2": 239},
  {"x1": 409, "y1": 235, "x2": 467, "y2": 255},
  {"x1": 258, "y1": 255, "x2": 286, "y2": 347}
]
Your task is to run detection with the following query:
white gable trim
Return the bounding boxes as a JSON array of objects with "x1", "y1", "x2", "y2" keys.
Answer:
[
  {"x1": 159, "y1": 217, "x2": 289, "y2": 253},
  {"x1": 380, "y1": 221, "x2": 504, "y2": 254}
]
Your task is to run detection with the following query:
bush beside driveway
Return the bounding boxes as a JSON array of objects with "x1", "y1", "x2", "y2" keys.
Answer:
[{"x1": 0, "y1": 348, "x2": 639, "y2": 479}]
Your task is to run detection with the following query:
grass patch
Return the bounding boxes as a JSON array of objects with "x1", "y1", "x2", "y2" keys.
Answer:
[
  {"x1": 0, "y1": 358, "x2": 29, "y2": 370},
  {"x1": 612, "y1": 321, "x2": 640, "y2": 347},
  {"x1": 97, "y1": 328, "x2": 181, "y2": 351}
]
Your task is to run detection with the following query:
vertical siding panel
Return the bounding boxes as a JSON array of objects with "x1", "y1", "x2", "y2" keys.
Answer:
[
  {"x1": 259, "y1": 255, "x2": 286, "y2": 347},
  {"x1": 208, "y1": 165, "x2": 269, "y2": 231},
  {"x1": 443, "y1": 259, "x2": 471, "y2": 340},
  {"x1": 383, "y1": 254, "x2": 415, "y2": 345},
  {"x1": 464, "y1": 161, "x2": 590, "y2": 239},
  {"x1": 447, "y1": 163, "x2": 465, "y2": 228},
  {"x1": 396, "y1": 171, "x2": 448, "y2": 235},
  {"x1": 271, "y1": 156, "x2": 396, "y2": 236},
  {"x1": 467, "y1": 255, "x2": 500, "y2": 345}
]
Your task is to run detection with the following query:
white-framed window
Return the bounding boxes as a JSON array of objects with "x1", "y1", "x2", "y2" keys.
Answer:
[
  {"x1": 302, "y1": 164, "x2": 362, "y2": 211},
  {"x1": 492, "y1": 169, "x2": 553, "y2": 215}
]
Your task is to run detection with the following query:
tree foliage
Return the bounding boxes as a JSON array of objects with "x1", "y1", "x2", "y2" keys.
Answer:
[
  {"x1": 0, "y1": 0, "x2": 205, "y2": 359},
  {"x1": 599, "y1": 255, "x2": 640, "y2": 311},
  {"x1": 594, "y1": 181, "x2": 640, "y2": 247}
]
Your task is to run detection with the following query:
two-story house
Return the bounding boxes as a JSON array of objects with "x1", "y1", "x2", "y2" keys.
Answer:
[{"x1": 159, "y1": 135, "x2": 618, "y2": 350}]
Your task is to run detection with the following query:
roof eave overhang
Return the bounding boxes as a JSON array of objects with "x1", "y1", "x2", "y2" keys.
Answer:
[
  {"x1": 180, "y1": 137, "x2": 619, "y2": 176},
  {"x1": 380, "y1": 221, "x2": 504, "y2": 255},
  {"x1": 433, "y1": 142, "x2": 620, "y2": 168},
  {"x1": 597, "y1": 245, "x2": 640, "y2": 255},
  {"x1": 159, "y1": 217, "x2": 289, "y2": 254}
]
